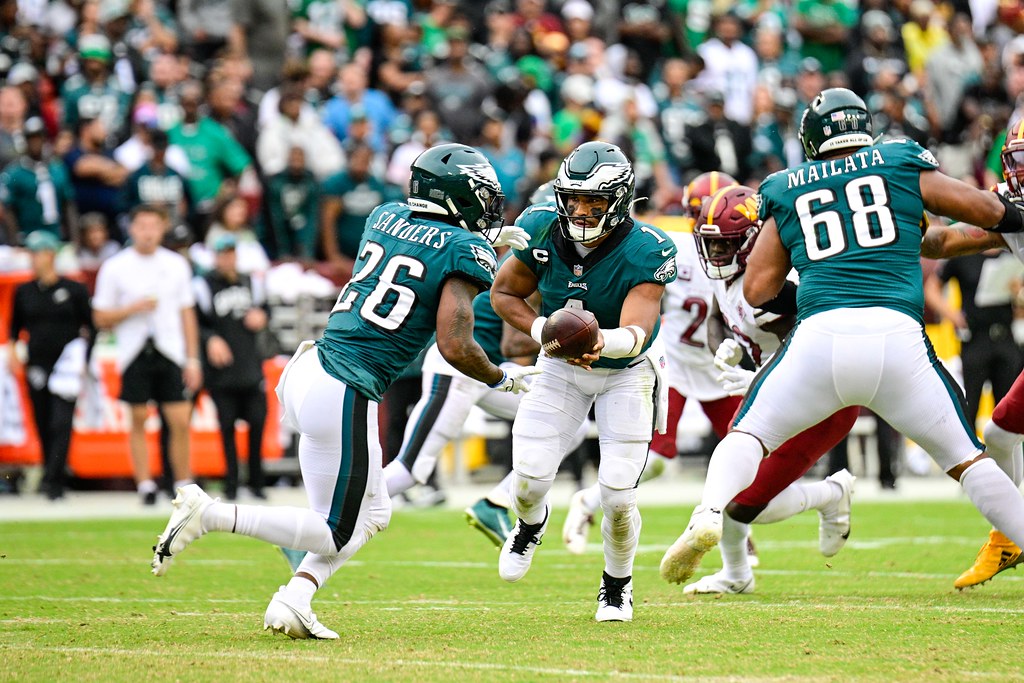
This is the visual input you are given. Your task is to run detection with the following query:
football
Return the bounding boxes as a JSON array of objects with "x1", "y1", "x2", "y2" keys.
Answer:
[{"x1": 541, "y1": 308, "x2": 599, "y2": 359}]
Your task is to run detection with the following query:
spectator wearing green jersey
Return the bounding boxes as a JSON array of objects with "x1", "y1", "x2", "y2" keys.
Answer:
[
  {"x1": 0, "y1": 118, "x2": 76, "y2": 245},
  {"x1": 263, "y1": 147, "x2": 320, "y2": 262}
]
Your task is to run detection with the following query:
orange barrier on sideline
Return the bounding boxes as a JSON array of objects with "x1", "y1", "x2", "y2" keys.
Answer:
[{"x1": 0, "y1": 357, "x2": 287, "y2": 479}]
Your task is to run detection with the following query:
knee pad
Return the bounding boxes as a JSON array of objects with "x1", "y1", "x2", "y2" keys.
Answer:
[
  {"x1": 511, "y1": 471, "x2": 552, "y2": 508},
  {"x1": 598, "y1": 484, "x2": 637, "y2": 517},
  {"x1": 596, "y1": 440, "x2": 649, "y2": 490},
  {"x1": 512, "y1": 417, "x2": 563, "y2": 482}
]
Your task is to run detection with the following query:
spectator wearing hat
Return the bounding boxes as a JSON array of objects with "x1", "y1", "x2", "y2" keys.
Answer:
[
  {"x1": 64, "y1": 114, "x2": 130, "y2": 237},
  {"x1": 323, "y1": 63, "x2": 397, "y2": 155},
  {"x1": 0, "y1": 118, "x2": 76, "y2": 245},
  {"x1": 263, "y1": 146, "x2": 320, "y2": 262},
  {"x1": 695, "y1": 11, "x2": 759, "y2": 126},
  {"x1": 321, "y1": 142, "x2": 402, "y2": 275},
  {"x1": 8, "y1": 230, "x2": 92, "y2": 500},
  {"x1": 845, "y1": 9, "x2": 907, "y2": 98},
  {"x1": 257, "y1": 82, "x2": 344, "y2": 181},
  {"x1": 120, "y1": 127, "x2": 191, "y2": 231},
  {"x1": 193, "y1": 233, "x2": 269, "y2": 501},
  {"x1": 92, "y1": 204, "x2": 201, "y2": 505},
  {"x1": 426, "y1": 24, "x2": 494, "y2": 143},
  {"x1": 793, "y1": 0, "x2": 857, "y2": 76},
  {"x1": 562, "y1": 0, "x2": 594, "y2": 43},
  {"x1": 60, "y1": 33, "x2": 131, "y2": 136}
]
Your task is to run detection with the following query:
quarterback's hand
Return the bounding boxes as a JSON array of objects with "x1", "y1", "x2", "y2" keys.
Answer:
[
  {"x1": 485, "y1": 225, "x2": 530, "y2": 250},
  {"x1": 716, "y1": 365, "x2": 754, "y2": 397},
  {"x1": 714, "y1": 338, "x2": 744, "y2": 370},
  {"x1": 489, "y1": 365, "x2": 541, "y2": 393}
]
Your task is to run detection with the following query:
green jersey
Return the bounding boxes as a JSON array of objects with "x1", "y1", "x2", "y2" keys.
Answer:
[
  {"x1": 759, "y1": 138, "x2": 938, "y2": 324},
  {"x1": 513, "y1": 203, "x2": 677, "y2": 370},
  {"x1": 471, "y1": 258, "x2": 508, "y2": 366},
  {"x1": 60, "y1": 75, "x2": 131, "y2": 133},
  {"x1": 317, "y1": 202, "x2": 499, "y2": 402},
  {"x1": 0, "y1": 159, "x2": 75, "y2": 238},
  {"x1": 167, "y1": 118, "x2": 252, "y2": 205}
]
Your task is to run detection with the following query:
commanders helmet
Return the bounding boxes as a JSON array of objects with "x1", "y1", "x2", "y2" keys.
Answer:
[
  {"x1": 682, "y1": 171, "x2": 738, "y2": 220},
  {"x1": 408, "y1": 143, "x2": 505, "y2": 236},
  {"x1": 798, "y1": 88, "x2": 873, "y2": 160},
  {"x1": 553, "y1": 141, "x2": 635, "y2": 243},
  {"x1": 1003, "y1": 119, "x2": 1024, "y2": 195},
  {"x1": 694, "y1": 185, "x2": 761, "y2": 280}
]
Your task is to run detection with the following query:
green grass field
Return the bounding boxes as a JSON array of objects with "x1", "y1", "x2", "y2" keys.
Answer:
[{"x1": 2, "y1": 501, "x2": 1023, "y2": 682}]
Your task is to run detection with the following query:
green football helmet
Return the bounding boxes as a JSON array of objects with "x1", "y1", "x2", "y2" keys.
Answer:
[
  {"x1": 408, "y1": 143, "x2": 505, "y2": 235},
  {"x1": 798, "y1": 88, "x2": 874, "y2": 160},
  {"x1": 553, "y1": 141, "x2": 635, "y2": 243}
]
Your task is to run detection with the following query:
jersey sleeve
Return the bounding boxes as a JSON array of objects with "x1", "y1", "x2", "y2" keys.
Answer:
[
  {"x1": 881, "y1": 138, "x2": 940, "y2": 171},
  {"x1": 756, "y1": 170, "x2": 786, "y2": 223},
  {"x1": 446, "y1": 233, "x2": 498, "y2": 292},
  {"x1": 633, "y1": 222, "x2": 679, "y2": 286},
  {"x1": 510, "y1": 202, "x2": 557, "y2": 275}
]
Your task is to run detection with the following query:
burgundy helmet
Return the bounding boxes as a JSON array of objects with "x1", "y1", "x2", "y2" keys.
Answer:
[
  {"x1": 681, "y1": 171, "x2": 737, "y2": 220},
  {"x1": 1003, "y1": 119, "x2": 1024, "y2": 195},
  {"x1": 694, "y1": 185, "x2": 761, "y2": 280}
]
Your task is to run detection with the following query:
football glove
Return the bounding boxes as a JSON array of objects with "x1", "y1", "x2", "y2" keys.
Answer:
[
  {"x1": 485, "y1": 225, "x2": 530, "y2": 250},
  {"x1": 716, "y1": 365, "x2": 755, "y2": 397},
  {"x1": 714, "y1": 338, "x2": 744, "y2": 369},
  {"x1": 488, "y1": 365, "x2": 541, "y2": 393}
]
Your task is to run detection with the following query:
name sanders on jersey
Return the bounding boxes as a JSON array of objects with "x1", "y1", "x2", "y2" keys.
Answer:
[
  {"x1": 369, "y1": 207, "x2": 453, "y2": 249},
  {"x1": 784, "y1": 147, "x2": 886, "y2": 189}
]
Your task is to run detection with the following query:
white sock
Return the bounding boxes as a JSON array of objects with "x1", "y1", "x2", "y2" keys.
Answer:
[
  {"x1": 983, "y1": 421, "x2": 1024, "y2": 487},
  {"x1": 960, "y1": 458, "x2": 1024, "y2": 548},
  {"x1": 200, "y1": 502, "x2": 336, "y2": 555},
  {"x1": 383, "y1": 460, "x2": 416, "y2": 497},
  {"x1": 638, "y1": 452, "x2": 668, "y2": 484},
  {"x1": 702, "y1": 432, "x2": 764, "y2": 510},
  {"x1": 753, "y1": 481, "x2": 839, "y2": 524},
  {"x1": 600, "y1": 485, "x2": 640, "y2": 578},
  {"x1": 510, "y1": 472, "x2": 551, "y2": 525},
  {"x1": 173, "y1": 479, "x2": 194, "y2": 490},
  {"x1": 580, "y1": 483, "x2": 602, "y2": 515},
  {"x1": 285, "y1": 575, "x2": 317, "y2": 608},
  {"x1": 719, "y1": 514, "x2": 752, "y2": 581},
  {"x1": 138, "y1": 479, "x2": 157, "y2": 494},
  {"x1": 485, "y1": 472, "x2": 514, "y2": 509}
]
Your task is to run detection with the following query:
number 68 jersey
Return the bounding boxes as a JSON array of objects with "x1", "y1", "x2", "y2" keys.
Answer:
[{"x1": 316, "y1": 201, "x2": 499, "y2": 402}]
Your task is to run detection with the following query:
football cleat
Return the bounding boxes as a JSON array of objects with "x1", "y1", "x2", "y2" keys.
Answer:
[
  {"x1": 747, "y1": 534, "x2": 760, "y2": 568},
  {"x1": 151, "y1": 484, "x2": 214, "y2": 576},
  {"x1": 465, "y1": 498, "x2": 514, "y2": 547},
  {"x1": 683, "y1": 570, "x2": 755, "y2": 595},
  {"x1": 498, "y1": 507, "x2": 548, "y2": 582},
  {"x1": 954, "y1": 529, "x2": 1024, "y2": 590},
  {"x1": 819, "y1": 469, "x2": 855, "y2": 557},
  {"x1": 264, "y1": 587, "x2": 339, "y2": 640},
  {"x1": 562, "y1": 489, "x2": 594, "y2": 555},
  {"x1": 659, "y1": 506, "x2": 723, "y2": 585},
  {"x1": 595, "y1": 572, "x2": 633, "y2": 622}
]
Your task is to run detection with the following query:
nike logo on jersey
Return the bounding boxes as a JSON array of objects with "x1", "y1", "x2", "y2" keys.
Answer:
[{"x1": 661, "y1": 248, "x2": 673, "y2": 257}]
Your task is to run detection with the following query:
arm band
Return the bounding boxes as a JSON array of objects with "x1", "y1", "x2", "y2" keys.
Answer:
[
  {"x1": 600, "y1": 325, "x2": 646, "y2": 359},
  {"x1": 530, "y1": 316, "x2": 547, "y2": 344},
  {"x1": 759, "y1": 281, "x2": 798, "y2": 316},
  {"x1": 990, "y1": 193, "x2": 1024, "y2": 234}
]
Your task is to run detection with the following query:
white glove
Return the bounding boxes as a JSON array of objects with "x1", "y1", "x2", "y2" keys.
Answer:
[
  {"x1": 716, "y1": 365, "x2": 755, "y2": 397},
  {"x1": 485, "y1": 225, "x2": 530, "y2": 250},
  {"x1": 714, "y1": 338, "x2": 744, "y2": 369},
  {"x1": 488, "y1": 365, "x2": 541, "y2": 393}
]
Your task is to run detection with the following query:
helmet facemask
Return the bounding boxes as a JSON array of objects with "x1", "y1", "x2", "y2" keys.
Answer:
[
  {"x1": 694, "y1": 226, "x2": 758, "y2": 280},
  {"x1": 453, "y1": 177, "x2": 505, "y2": 239},
  {"x1": 554, "y1": 188, "x2": 625, "y2": 243},
  {"x1": 1003, "y1": 146, "x2": 1024, "y2": 196}
]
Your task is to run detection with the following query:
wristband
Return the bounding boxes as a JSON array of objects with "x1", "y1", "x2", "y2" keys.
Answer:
[
  {"x1": 486, "y1": 370, "x2": 507, "y2": 389},
  {"x1": 990, "y1": 193, "x2": 1024, "y2": 234},
  {"x1": 530, "y1": 317, "x2": 547, "y2": 344}
]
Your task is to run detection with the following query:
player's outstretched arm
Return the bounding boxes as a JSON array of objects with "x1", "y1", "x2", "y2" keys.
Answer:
[
  {"x1": 920, "y1": 222, "x2": 1008, "y2": 259},
  {"x1": 920, "y1": 170, "x2": 1024, "y2": 233},
  {"x1": 437, "y1": 277, "x2": 506, "y2": 386},
  {"x1": 743, "y1": 217, "x2": 791, "y2": 307}
]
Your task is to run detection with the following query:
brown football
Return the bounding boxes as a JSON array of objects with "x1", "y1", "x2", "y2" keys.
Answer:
[{"x1": 541, "y1": 308, "x2": 599, "y2": 359}]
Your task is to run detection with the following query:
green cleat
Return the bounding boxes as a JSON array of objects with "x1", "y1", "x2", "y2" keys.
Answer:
[
  {"x1": 278, "y1": 547, "x2": 307, "y2": 572},
  {"x1": 465, "y1": 499, "x2": 514, "y2": 547}
]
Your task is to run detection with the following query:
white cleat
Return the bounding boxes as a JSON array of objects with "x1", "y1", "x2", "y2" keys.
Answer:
[
  {"x1": 562, "y1": 490, "x2": 594, "y2": 556},
  {"x1": 151, "y1": 484, "x2": 214, "y2": 576},
  {"x1": 263, "y1": 587, "x2": 339, "y2": 640},
  {"x1": 659, "y1": 506, "x2": 723, "y2": 585},
  {"x1": 498, "y1": 508, "x2": 548, "y2": 582},
  {"x1": 819, "y1": 469, "x2": 855, "y2": 557},
  {"x1": 683, "y1": 570, "x2": 755, "y2": 595},
  {"x1": 595, "y1": 574, "x2": 633, "y2": 622}
]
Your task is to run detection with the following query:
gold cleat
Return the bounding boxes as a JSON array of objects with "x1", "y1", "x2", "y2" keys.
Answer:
[{"x1": 954, "y1": 530, "x2": 1024, "y2": 590}]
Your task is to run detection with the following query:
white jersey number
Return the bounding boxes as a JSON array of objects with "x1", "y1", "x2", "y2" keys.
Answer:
[
  {"x1": 332, "y1": 241, "x2": 425, "y2": 331},
  {"x1": 794, "y1": 175, "x2": 897, "y2": 261}
]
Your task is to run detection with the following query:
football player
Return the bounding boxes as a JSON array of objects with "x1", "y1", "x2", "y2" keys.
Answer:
[
  {"x1": 561, "y1": 172, "x2": 748, "y2": 556},
  {"x1": 672, "y1": 183, "x2": 858, "y2": 594},
  {"x1": 151, "y1": 144, "x2": 539, "y2": 638},
  {"x1": 661, "y1": 88, "x2": 1024, "y2": 587},
  {"x1": 491, "y1": 141, "x2": 676, "y2": 621},
  {"x1": 920, "y1": 118, "x2": 1024, "y2": 589}
]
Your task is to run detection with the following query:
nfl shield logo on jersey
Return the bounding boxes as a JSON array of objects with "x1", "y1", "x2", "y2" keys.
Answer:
[{"x1": 573, "y1": 264, "x2": 583, "y2": 277}]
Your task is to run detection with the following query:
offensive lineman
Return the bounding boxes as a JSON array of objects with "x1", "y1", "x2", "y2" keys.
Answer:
[
  {"x1": 150, "y1": 144, "x2": 538, "y2": 638},
  {"x1": 661, "y1": 88, "x2": 1024, "y2": 586},
  {"x1": 491, "y1": 141, "x2": 676, "y2": 621}
]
